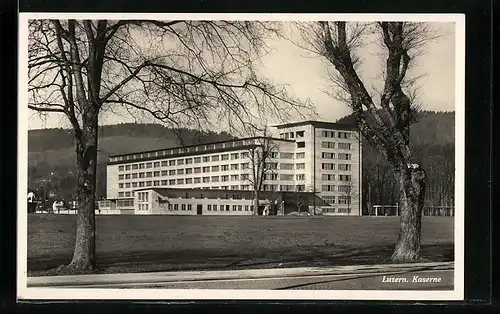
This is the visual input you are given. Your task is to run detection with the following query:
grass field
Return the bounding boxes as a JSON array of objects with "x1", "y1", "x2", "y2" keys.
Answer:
[{"x1": 27, "y1": 215, "x2": 454, "y2": 276}]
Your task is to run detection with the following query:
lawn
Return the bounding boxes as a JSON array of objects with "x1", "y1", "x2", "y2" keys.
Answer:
[{"x1": 27, "y1": 215, "x2": 454, "y2": 276}]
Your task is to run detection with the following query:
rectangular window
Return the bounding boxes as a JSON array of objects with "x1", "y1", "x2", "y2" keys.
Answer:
[
  {"x1": 212, "y1": 155, "x2": 219, "y2": 162},
  {"x1": 132, "y1": 164, "x2": 139, "y2": 170},
  {"x1": 270, "y1": 152, "x2": 279, "y2": 158},
  {"x1": 174, "y1": 204, "x2": 179, "y2": 211},
  {"x1": 338, "y1": 132, "x2": 352, "y2": 139},
  {"x1": 154, "y1": 162, "x2": 160, "y2": 168},
  {"x1": 322, "y1": 152, "x2": 335, "y2": 159},
  {"x1": 146, "y1": 172, "x2": 153, "y2": 178},
  {"x1": 238, "y1": 205, "x2": 243, "y2": 211},
  {"x1": 146, "y1": 162, "x2": 152, "y2": 168},
  {"x1": 125, "y1": 165, "x2": 131, "y2": 171},
  {"x1": 118, "y1": 183, "x2": 124, "y2": 188},
  {"x1": 161, "y1": 161, "x2": 168, "y2": 167},
  {"x1": 194, "y1": 167, "x2": 201, "y2": 174},
  {"x1": 185, "y1": 178, "x2": 193, "y2": 184},
  {"x1": 153, "y1": 171, "x2": 160, "y2": 177},
  {"x1": 177, "y1": 169, "x2": 184, "y2": 175},
  {"x1": 296, "y1": 130, "x2": 305, "y2": 138},
  {"x1": 169, "y1": 160, "x2": 176, "y2": 166},
  {"x1": 139, "y1": 182, "x2": 145, "y2": 187},
  {"x1": 188, "y1": 204, "x2": 192, "y2": 211},
  {"x1": 322, "y1": 195, "x2": 336, "y2": 205},
  {"x1": 211, "y1": 165, "x2": 219, "y2": 172},
  {"x1": 221, "y1": 165, "x2": 229, "y2": 171},
  {"x1": 280, "y1": 152, "x2": 294, "y2": 159},
  {"x1": 177, "y1": 178, "x2": 185, "y2": 184},
  {"x1": 232, "y1": 205, "x2": 237, "y2": 211},
  {"x1": 221, "y1": 175, "x2": 229, "y2": 182},
  {"x1": 203, "y1": 177, "x2": 210, "y2": 183},
  {"x1": 119, "y1": 166, "x2": 124, "y2": 171},
  {"x1": 132, "y1": 182, "x2": 138, "y2": 188},
  {"x1": 185, "y1": 168, "x2": 193, "y2": 174},
  {"x1": 194, "y1": 157, "x2": 201, "y2": 163},
  {"x1": 322, "y1": 174, "x2": 335, "y2": 181},
  {"x1": 181, "y1": 204, "x2": 186, "y2": 211},
  {"x1": 194, "y1": 177, "x2": 201, "y2": 184},
  {"x1": 338, "y1": 164, "x2": 352, "y2": 171},
  {"x1": 321, "y1": 185, "x2": 336, "y2": 192},
  {"x1": 185, "y1": 158, "x2": 193, "y2": 164},
  {"x1": 296, "y1": 174, "x2": 305, "y2": 181},
  {"x1": 211, "y1": 176, "x2": 219, "y2": 182},
  {"x1": 202, "y1": 166, "x2": 210, "y2": 173},
  {"x1": 221, "y1": 154, "x2": 229, "y2": 161},
  {"x1": 322, "y1": 141, "x2": 335, "y2": 149},
  {"x1": 118, "y1": 174, "x2": 124, "y2": 180},
  {"x1": 280, "y1": 163, "x2": 294, "y2": 170},
  {"x1": 240, "y1": 152, "x2": 249, "y2": 159},
  {"x1": 231, "y1": 185, "x2": 239, "y2": 190},
  {"x1": 118, "y1": 192, "x2": 124, "y2": 197},
  {"x1": 177, "y1": 159, "x2": 184, "y2": 165},
  {"x1": 241, "y1": 174, "x2": 249, "y2": 181},
  {"x1": 338, "y1": 175, "x2": 352, "y2": 181},
  {"x1": 321, "y1": 130, "x2": 335, "y2": 138},
  {"x1": 296, "y1": 163, "x2": 305, "y2": 170},
  {"x1": 296, "y1": 152, "x2": 305, "y2": 159},
  {"x1": 125, "y1": 174, "x2": 131, "y2": 179},
  {"x1": 202, "y1": 156, "x2": 210, "y2": 162},
  {"x1": 154, "y1": 180, "x2": 160, "y2": 186},
  {"x1": 230, "y1": 164, "x2": 239, "y2": 171},
  {"x1": 161, "y1": 180, "x2": 167, "y2": 185},
  {"x1": 125, "y1": 182, "x2": 131, "y2": 188},
  {"x1": 241, "y1": 163, "x2": 249, "y2": 169},
  {"x1": 280, "y1": 174, "x2": 294, "y2": 181},
  {"x1": 296, "y1": 185, "x2": 305, "y2": 192},
  {"x1": 207, "y1": 204, "x2": 212, "y2": 211},
  {"x1": 139, "y1": 163, "x2": 145, "y2": 169},
  {"x1": 338, "y1": 143, "x2": 352, "y2": 150},
  {"x1": 230, "y1": 174, "x2": 239, "y2": 181},
  {"x1": 169, "y1": 179, "x2": 176, "y2": 185},
  {"x1": 169, "y1": 170, "x2": 176, "y2": 176},
  {"x1": 244, "y1": 205, "x2": 249, "y2": 211},
  {"x1": 230, "y1": 153, "x2": 239, "y2": 160},
  {"x1": 146, "y1": 181, "x2": 152, "y2": 187}
]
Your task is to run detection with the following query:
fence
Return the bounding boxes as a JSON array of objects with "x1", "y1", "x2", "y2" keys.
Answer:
[{"x1": 368, "y1": 205, "x2": 454, "y2": 216}]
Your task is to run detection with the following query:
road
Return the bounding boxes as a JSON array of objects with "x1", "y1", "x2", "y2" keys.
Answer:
[{"x1": 47, "y1": 269, "x2": 453, "y2": 290}]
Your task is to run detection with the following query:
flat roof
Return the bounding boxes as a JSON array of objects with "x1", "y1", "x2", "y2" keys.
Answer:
[
  {"x1": 108, "y1": 136, "x2": 293, "y2": 158},
  {"x1": 272, "y1": 120, "x2": 359, "y2": 131}
]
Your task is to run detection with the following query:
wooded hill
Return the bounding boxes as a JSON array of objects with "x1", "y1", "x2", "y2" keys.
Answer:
[{"x1": 28, "y1": 111, "x2": 455, "y2": 211}]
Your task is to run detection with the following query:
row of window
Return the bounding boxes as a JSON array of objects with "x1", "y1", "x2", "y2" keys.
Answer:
[
  {"x1": 321, "y1": 185, "x2": 354, "y2": 192},
  {"x1": 118, "y1": 152, "x2": 253, "y2": 171},
  {"x1": 111, "y1": 139, "x2": 262, "y2": 163},
  {"x1": 321, "y1": 174, "x2": 352, "y2": 181},
  {"x1": 280, "y1": 130, "x2": 305, "y2": 139},
  {"x1": 321, "y1": 152, "x2": 352, "y2": 160},
  {"x1": 321, "y1": 131, "x2": 352, "y2": 139},
  {"x1": 321, "y1": 142, "x2": 353, "y2": 150}
]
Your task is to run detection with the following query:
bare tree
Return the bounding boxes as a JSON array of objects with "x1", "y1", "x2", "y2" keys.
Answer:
[
  {"x1": 242, "y1": 128, "x2": 279, "y2": 215},
  {"x1": 295, "y1": 21, "x2": 437, "y2": 261},
  {"x1": 28, "y1": 19, "x2": 313, "y2": 272}
]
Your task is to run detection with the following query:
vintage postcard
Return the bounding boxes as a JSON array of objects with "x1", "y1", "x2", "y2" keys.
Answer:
[{"x1": 18, "y1": 13, "x2": 464, "y2": 301}]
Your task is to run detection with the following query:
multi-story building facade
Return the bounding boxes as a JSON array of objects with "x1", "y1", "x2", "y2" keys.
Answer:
[
  {"x1": 103, "y1": 121, "x2": 362, "y2": 215},
  {"x1": 273, "y1": 121, "x2": 362, "y2": 215}
]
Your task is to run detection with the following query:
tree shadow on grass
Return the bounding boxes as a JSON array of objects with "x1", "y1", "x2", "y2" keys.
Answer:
[{"x1": 27, "y1": 243, "x2": 454, "y2": 276}]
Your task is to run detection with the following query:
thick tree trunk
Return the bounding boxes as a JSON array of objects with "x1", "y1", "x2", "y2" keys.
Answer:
[
  {"x1": 391, "y1": 166, "x2": 426, "y2": 261},
  {"x1": 69, "y1": 116, "x2": 98, "y2": 270}
]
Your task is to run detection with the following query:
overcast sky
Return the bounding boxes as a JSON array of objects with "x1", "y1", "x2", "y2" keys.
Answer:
[{"x1": 27, "y1": 22, "x2": 456, "y2": 130}]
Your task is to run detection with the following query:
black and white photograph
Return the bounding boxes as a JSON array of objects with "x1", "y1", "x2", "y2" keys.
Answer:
[{"x1": 18, "y1": 13, "x2": 465, "y2": 300}]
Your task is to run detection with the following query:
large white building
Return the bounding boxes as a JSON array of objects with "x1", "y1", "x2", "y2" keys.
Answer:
[{"x1": 101, "y1": 121, "x2": 362, "y2": 215}]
